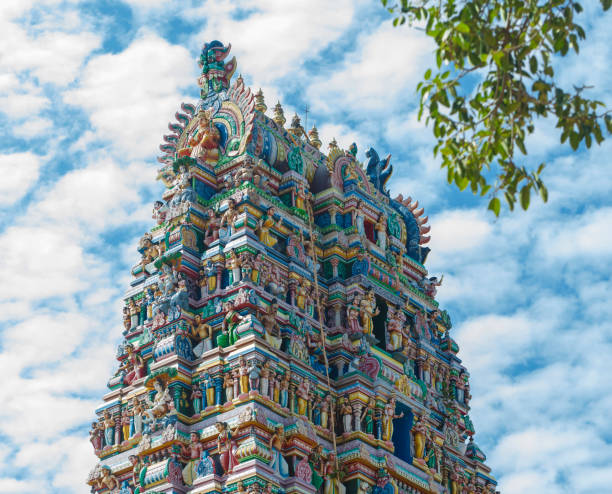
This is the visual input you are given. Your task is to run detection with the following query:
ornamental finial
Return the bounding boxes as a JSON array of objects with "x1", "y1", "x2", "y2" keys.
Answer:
[
  {"x1": 273, "y1": 102, "x2": 286, "y2": 127},
  {"x1": 308, "y1": 125, "x2": 322, "y2": 149},
  {"x1": 255, "y1": 89, "x2": 267, "y2": 113},
  {"x1": 329, "y1": 138, "x2": 338, "y2": 150}
]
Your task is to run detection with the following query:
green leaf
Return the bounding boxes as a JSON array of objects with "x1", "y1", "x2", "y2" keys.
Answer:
[
  {"x1": 424, "y1": 68, "x2": 432, "y2": 80},
  {"x1": 519, "y1": 185, "x2": 531, "y2": 210},
  {"x1": 456, "y1": 22, "x2": 470, "y2": 34},
  {"x1": 488, "y1": 197, "x2": 501, "y2": 216},
  {"x1": 529, "y1": 56, "x2": 538, "y2": 74}
]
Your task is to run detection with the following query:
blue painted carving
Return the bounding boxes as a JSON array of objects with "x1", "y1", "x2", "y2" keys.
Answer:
[
  {"x1": 365, "y1": 147, "x2": 393, "y2": 195},
  {"x1": 389, "y1": 199, "x2": 430, "y2": 264}
]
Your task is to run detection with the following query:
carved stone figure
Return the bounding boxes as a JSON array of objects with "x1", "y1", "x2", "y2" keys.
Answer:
[
  {"x1": 181, "y1": 431, "x2": 205, "y2": 485},
  {"x1": 268, "y1": 424, "x2": 289, "y2": 477},
  {"x1": 257, "y1": 207, "x2": 277, "y2": 247},
  {"x1": 215, "y1": 422, "x2": 240, "y2": 475},
  {"x1": 188, "y1": 108, "x2": 220, "y2": 162},
  {"x1": 359, "y1": 290, "x2": 379, "y2": 338},
  {"x1": 381, "y1": 396, "x2": 403, "y2": 442}
]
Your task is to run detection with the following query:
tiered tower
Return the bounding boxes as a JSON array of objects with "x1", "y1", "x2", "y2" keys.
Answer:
[{"x1": 87, "y1": 41, "x2": 497, "y2": 494}]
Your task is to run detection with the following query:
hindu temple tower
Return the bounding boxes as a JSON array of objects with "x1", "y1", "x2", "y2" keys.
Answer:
[{"x1": 87, "y1": 40, "x2": 498, "y2": 494}]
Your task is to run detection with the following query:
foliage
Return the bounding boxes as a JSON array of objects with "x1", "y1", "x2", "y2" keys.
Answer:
[{"x1": 382, "y1": 0, "x2": 612, "y2": 214}]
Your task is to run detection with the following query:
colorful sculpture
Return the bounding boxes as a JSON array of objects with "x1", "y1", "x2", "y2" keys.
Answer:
[{"x1": 88, "y1": 40, "x2": 496, "y2": 494}]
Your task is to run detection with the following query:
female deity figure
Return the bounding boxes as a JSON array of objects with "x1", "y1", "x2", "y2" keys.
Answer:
[
  {"x1": 279, "y1": 372, "x2": 291, "y2": 408},
  {"x1": 191, "y1": 385, "x2": 203, "y2": 415},
  {"x1": 260, "y1": 360, "x2": 271, "y2": 398},
  {"x1": 215, "y1": 422, "x2": 240, "y2": 475},
  {"x1": 103, "y1": 410, "x2": 115, "y2": 447},
  {"x1": 360, "y1": 398, "x2": 376, "y2": 436},
  {"x1": 188, "y1": 108, "x2": 220, "y2": 163},
  {"x1": 191, "y1": 315, "x2": 212, "y2": 358},
  {"x1": 320, "y1": 395, "x2": 331, "y2": 430},
  {"x1": 131, "y1": 398, "x2": 144, "y2": 436},
  {"x1": 238, "y1": 357, "x2": 249, "y2": 395},
  {"x1": 296, "y1": 379, "x2": 310, "y2": 416},
  {"x1": 248, "y1": 360, "x2": 261, "y2": 393},
  {"x1": 89, "y1": 421, "x2": 103, "y2": 451},
  {"x1": 218, "y1": 301, "x2": 247, "y2": 347},
  {"x1": 120, "y1": 343, "x2": 147, "y2": 386},
  {"x1": 121, "y1": 408, "x2": 131, "y2": 442},
  {"x1": 412, "y1": 416, "x2": 428, "y2": 459},
  {"x1": 202, "y1": 373, "x2": 215, "y2": 408},
  {"x1": 359, "y1": 290, "x2": 379, "y2": 338},
  {"x1": 375, "y1": 213, "x2": 387, "y2": 250},
  {"x1": 227, "y1": 250, "x2": 242, "y2": 285},
  {"x1": 144, "y1": 378, "x2": 173, "y2": 423},
  {"x1": 268, "y1": 425, "x2": 289, "y2": 477},
  {"x1": 381, "y1": 396, "x2": 403, "y2": 442},
  {"x1": 257, "y1": 207, "x2": 278, "y2": 247},
  {"x1": 204, "y1": 208, "x2": 221, "y2": 246},
  {"x1": 181, "y1": 431, "x2": 205, "y2": 486},
  {"x1": 386, "y1": 309, "x2": 404, "y2": 352},
  {"x1": 129, "y1": 455, "x2": 145, "y2": 493},
  {"x1": 346, "y1": 295, "x2": 362, "y2": 337},
  {"x1": 308, "y1": 444, "x2": 325, "y2": 490},
  {"x1": 273, "y1": 372, "x2": 281, "y2": 403},
  {"x1": 224, "y1": 370, "x2": 235, "y2": 403},
  {"x1": 354, "y1": 201, "x2": 365, "y2": 237},
  {"x1": 340, "y1": 397, "x2": 353, "y2": 434},
  {"x1": 323, "y1": 454, "x2": 346, "y2": 494},
  {"x1": 312, "y1": 396, "x2": 322, "y2": 426}
]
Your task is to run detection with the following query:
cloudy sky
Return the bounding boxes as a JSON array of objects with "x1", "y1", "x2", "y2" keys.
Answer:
[{"x1": 0, "y1": 1, "x2": 610, "y2": 493}]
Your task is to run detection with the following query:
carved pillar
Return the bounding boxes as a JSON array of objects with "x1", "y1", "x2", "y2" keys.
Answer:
[
  {"x1": 330, "y1": 258, "x2": 339, "y2": 279},
  {"x1": 352, "y1": 400, "x2": 363, "y2": 432},
  {"x1": 215, "y1": 263, "x2": 223, "y2": 292}
]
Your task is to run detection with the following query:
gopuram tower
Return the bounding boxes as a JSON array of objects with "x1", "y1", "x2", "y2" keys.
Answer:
[{"x1": 87, "y1": 41, "x2": 498, "y2": 494}]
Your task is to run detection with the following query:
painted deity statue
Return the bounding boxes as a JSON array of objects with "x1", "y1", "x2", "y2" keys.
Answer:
[
  {"x1": 144, "y1": 378, "x2": 173, "y2": 423},
  {"x1": 361, "y1": 397, "x2": 376, "y2": 436},
  {"x1": 412, "y1": 416, "x2": 428, "y2": 459},
  {"x1": 258, "y1": 207, "x2": 277, "y2": 247},
  {"x1": 215, "y1": 422, "x2": 240, "y2": 475},
  {"x1": 340, "y1": 396, "x2": 353, "y2": 434},
  {"x1": 218, "y1": 301, "x2": 247, "y2": 347},
  {"x1": 346, "y1": 295, "x2": 362, "y2": 337},
  {"x1": 224, "y1": 370, "x2": 235, "y2": 403},
  {"x1": 120, "y1": 343, "x2": 146, "y2": 386},
  {"x1": 359, "y1": 290, "x2": 379, "y2": 338},
  {"x1": 97, "y1": 466, "x2": 119, "y2": 492},
  {"x1": 191, "y1": 314, "x2": 212, "y2": 358},
  {"x1": 268, "y1": 424, "x2": 289, "y2": 477},
  {"x1": 181, "y1": 431, "x2": 205, "y2": 485},
  {"x1": 375, "y1": 213, "x2": 387, "y2": 250},
  {"x1": 187, "y1": 108, "x2": 220, "y2": 163},
  {"x1": 381, "y1": 396, "x2": 403, "y2": 442},
  {"x1": 103, "y1": 410, "x2": 115, "y2": 447},
  {"x1": 323, "y1": 454, "x2": 346, "y2": 494},
  {"x1": 296, "y1": 379, "x2": 310, "y2": 416}
]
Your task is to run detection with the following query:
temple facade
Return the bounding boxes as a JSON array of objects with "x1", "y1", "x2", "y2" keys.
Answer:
[{"x1": 87, "y1": 41, "x2": 497, "y2": 494}]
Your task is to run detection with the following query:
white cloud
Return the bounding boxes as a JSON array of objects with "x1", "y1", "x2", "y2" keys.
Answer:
[
  {"x1": 191, "y1": 0, "x2": 361, "y2": 85},
  {"x1": 65, "y1": 32, "x2": 195, "y2": 159},
  {"x1": 307, "y1": 21, "x2": 433, "y2": 114},
  {"x1": 0, "y1": 152, "x2": 44, "y2": 206},
  {"x1": 12, "y1": 116, "x2": 53, "y2": 137}
]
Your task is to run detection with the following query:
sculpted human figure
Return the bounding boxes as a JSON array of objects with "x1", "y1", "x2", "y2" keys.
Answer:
[
  {"x1": 218, "y1": 301, "x2": 247, "y2": 347},
  {"x1": 386, "y1": 309, "x2": 404, "y2": 352},
  {"x1": 103, "y1": 411, "x2": 115, "y2": 447},
  {"x1": 144, "y1": 378, "x2": 173, "y2": 422},
  {"x1": 323, "y1": 453, "x2": 346, "y2": 494},
  {"x1": 131, "y1": 398, "x2": 144, "y2": 436},
  {"x1": 152, "y1": 200, "x2": 168, "y2": 225},
  {"x1": 381, "y1": 395, "x2": 403, "y2": 441},
  {"x1": 340, "y1": 396, "x2": 353, "y2": 434},
  {"x1": 221, "y1": 199, "x2": 238, "y2": 237},
  {"x1": 189, "y1": 108, "x2": 220, "y2": 162},
  {"x1": 346, "y1": 295, "x2": 362, "y2": 336},
  {"x1": 359, "y1": 290, "x2": 379, "y2": 338},
  {"x1": 227, "y1": 250, "x2": 242, "y2": 284},
  {"x1": 204, "y1": 208, "x2": 221, "y2": 246},
  {"x1": 191, "y1": 385, "x2": 203, "y2": 415},
  {"x1": 191, "y1": 314, "x2": 212, "y2": 358},
  {"x1": 412, "y1": 416, "x2": 427, "y2": 459},
  {"x1": 279, "y1": 371, "x2": 291, "y2": 408},
  {"x1": 215, "y1": 422, "x2": 240, "y2": 474},
  {"x1": 238, "y1": 357, "x2": 249, "y2": 395},
  {"x1": 354, "y1": 201, "x2": 365, "y2": 237},
  {"x1": 375, "y1": 213, "x2": 387, "y2": 250},
  {"x1": 248, "y1": 360, "x2": 261, "y2": 393},
  {"x1": 98, "y1": 466, "x2": 119, "y2": 491},
  {"x1": 224, "y1": 370, "x2": 235, "y2": 403},
  {"x1": 296, "y1": 379, "x2": 310, "y2": 416},
  {"x1": 260, "y1": 360, "x2": 271, "y2": 398},
  {"x1": 121, "y1": 343, "x2": 146, "y2": 386},
  {"x1": 128, "y1": 455, "x2": 145, "y2": 493},
  {"x1": 268, "y1": 424, "x2": 289, "y2": 477},
  {"x1": 181, "y1": 431, "x2": 205, "y2": 485},
  {"x1": 361, "y1": 397, "x2": 376, "y2": 436},
  {"x1": 257, "y1": 207, "x2": 278, "y2": 247},
  {"x1": 89, "y1": 421, "x2": 103, "y2": 451}
]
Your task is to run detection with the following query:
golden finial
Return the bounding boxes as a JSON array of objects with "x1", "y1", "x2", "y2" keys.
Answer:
[
  {"x1": 329, "y1": 137, "x2": 338, "y2": 150},
  {"x1": 236, "y1": 73, "x2": 244, "y2": 86},
  {"x1": 255, "y1": 89, "x2": 267, "y2": 113},
  {"x1": 273, "y1": 101, "x2": 286, "y2": 127},
  {"x1": 309, "y1": 125, "x2": 322, "y2": 149},
  {"x1": 288, "y1": 113, "x2": 303, "y2": 137}
]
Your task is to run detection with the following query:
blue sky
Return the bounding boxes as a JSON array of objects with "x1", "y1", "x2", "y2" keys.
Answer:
[{"x1": 0, "y1": 1, "x2": 610, "y2": 493}]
